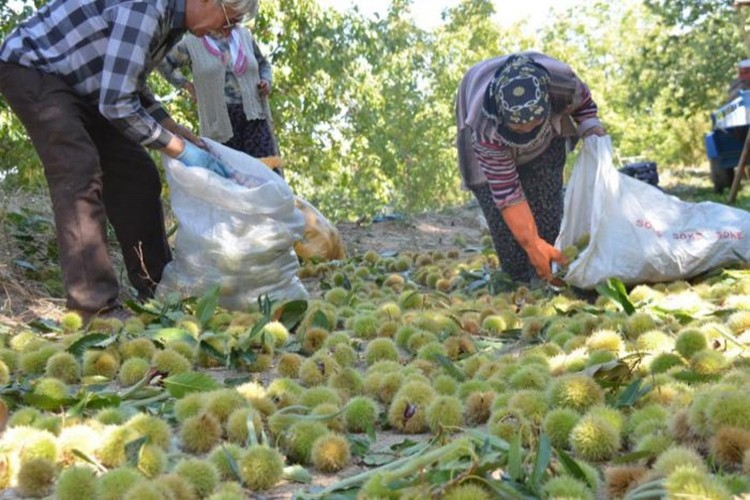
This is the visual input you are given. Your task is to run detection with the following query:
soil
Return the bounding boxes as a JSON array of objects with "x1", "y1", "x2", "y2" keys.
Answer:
[
  {"x1": 1, "y1": 163, "x2": 743, "y2": 326},
  {"x1": 336, "y1": 204, "x2": 486, "y2": 257},
  {"x1": 0, "y1": 203, "x2": 488, "y2": 327}
]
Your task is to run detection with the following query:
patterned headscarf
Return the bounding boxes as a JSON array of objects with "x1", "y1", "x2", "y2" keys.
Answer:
[{"x1": 483, "y1": 55, "x2": 552, "y2": 146}]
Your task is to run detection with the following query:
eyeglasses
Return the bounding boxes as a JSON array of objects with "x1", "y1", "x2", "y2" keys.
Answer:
[{"x1": 220, "y1": 3, "x2": 243, "y2": 30}]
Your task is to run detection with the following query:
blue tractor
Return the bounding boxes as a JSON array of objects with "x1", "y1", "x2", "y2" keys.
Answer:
[
  {"x1": 705, "y1": 88, "x2": 748, "y2": 194},
  {"x1": 705, "y1": 1, "x2": 750, "y2": 199}
]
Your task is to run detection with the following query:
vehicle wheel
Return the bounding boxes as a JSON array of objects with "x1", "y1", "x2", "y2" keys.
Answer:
[{"x1": 710, "y1": 157, "x2": 735, "y2": 193}]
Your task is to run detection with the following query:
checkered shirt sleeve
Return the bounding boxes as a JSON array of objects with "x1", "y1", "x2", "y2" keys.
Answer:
[{"x1": 0, "y1": 0, "x2": 182, "y2": 149}]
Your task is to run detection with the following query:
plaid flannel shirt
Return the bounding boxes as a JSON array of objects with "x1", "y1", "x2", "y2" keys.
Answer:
[{"x1": 0, "y1": 0, "x2": 187, "y2": 149}]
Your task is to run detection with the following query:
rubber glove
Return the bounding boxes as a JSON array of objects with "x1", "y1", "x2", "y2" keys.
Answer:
[
  {"x1": 177, "y1": 141, "x2": 230, "y2": 178},
  {"x1": 501, "y1": 200, "x2": 567, "y2": 282}
]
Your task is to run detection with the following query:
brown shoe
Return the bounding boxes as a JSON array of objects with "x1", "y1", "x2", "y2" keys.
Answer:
[
  {"x1": 76, "y1": 304, "x2": 133, "y2": 324},
  {"x1": 99, "y1": 305, "x2": 134, "y2": 322}
]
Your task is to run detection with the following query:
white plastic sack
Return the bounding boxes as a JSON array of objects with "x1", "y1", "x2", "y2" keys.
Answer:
[
  {"x1": 556, "y1": 136, "x2": 750, "y2": 289},
  {"x1": 157, "y1": 138, "x2": 308, "y2": 309}
]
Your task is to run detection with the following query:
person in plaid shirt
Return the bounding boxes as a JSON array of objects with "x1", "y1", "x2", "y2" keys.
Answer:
[
  {"x1": 456, "y1": 52, "x2": 606, "y2": 284},
  {"x1": 0, "y1": 0, "x2": 257, "y2": 321}
]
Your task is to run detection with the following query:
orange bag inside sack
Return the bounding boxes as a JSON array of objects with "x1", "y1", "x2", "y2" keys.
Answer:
[{"x1": 293, "y1": 196, "x2": 346, "y2": 262}]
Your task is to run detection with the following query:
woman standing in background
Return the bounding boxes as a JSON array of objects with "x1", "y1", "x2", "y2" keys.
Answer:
[{"x1": 159, "y1": 1, "x2": 284, "y2": 175}]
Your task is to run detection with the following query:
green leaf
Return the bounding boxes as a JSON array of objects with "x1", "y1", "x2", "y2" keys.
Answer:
[
  {"x1": 246, "y1": 413, "x2": 259, "y2": 447},
  {"x1": 649, "y1": 305, "x2": 700, "y2": 325},
  {"x1": 595, "y1": 278, "x2": 635, "y2": 315},
  {"x1": 311, "y1": 310, "x2": 331, "y2": 330},
  {"x1": 166, "y1": 223, "x2": 179, "y2": 238},
  {"x1": 149, "y1": 328, "x2": 196, "y2": 346},
  {"x1": 125, "y1": 436, "x2": 148, "y2": 467},
  {"x1": 283, "y1": 465, "x2": 313, "y2": 484},
  {"x1": 275, "y1": 299, "x2": 308, "y2": 331},
  {"x1": 23, "y1": 393, "x2": 77, "y2": 411},
  {"x1": 244, "y1": 318, "x2": 269, "y2": 346},
  {"x1": 71, "y1": 449, "x2": 106, "y2": 473},
  {"x1": 459, "y1": 269, "x2": 486, "y2": 281},
  {"x1": 433, "y1": 354, "x2": 467, "y2": 382},
  {"x1": 556, "y1": 448, "x2": 590, "y2": 486},
  {"x1": 28, "y1": 318, "x2": 61, "y2": 333},
  {"x1": 480, "y1": 477, "x2": 528, "y2": 499},
  {"x1": 616, "y1": 378, "x2": 651, "y2": 408},
  {"x1": 68, "y1": 391, "x2": 122, "y2": 415},
  {"x1": 465, "y1": 278, "x2": 489, "y2": 293},
  {"x1": 462, "y1": 428, "x2": 510, "y2": 451},
  {"x1": 124, "y1": 299, "x2": 162, "y2": 316},
  {"x1": 390, "y1": 438, "x2": 421, "y2": 452},
  {"x1": 488, "y1": 271, "x2": 517, "y2": 294},
  {"x1": 223, "y1": 376, "x2": 252, "y2": 387},
  {"x1": 313, "y1": 490, "x2": 359, "y2": 500},
  {"x1": 341, "y1": 273, "x2": 352, "y2": 290},
  {"x1": 199, "y1": 340, "x2": 227, "y2": 364},
  {"x1": 626, "y1": 489, "x2": 669, "y2": 500},
  {"x1": 428, "y1": 469, "x2": 457, "y2": 486},
  {"x1": 624, "y1": 478, "x2": 667, "y2": 500},
  {"x1": 283, "y1": 408, "x2": 345, "y2": 423},
  {"x1": 584, "y1": 360, "x2": 631, "y2": 383},
  {"x1": 282, "y1": 340, "x2": 301, "y2": 353},
  {"x1": 362, "y1": 452, "x2": 396, "y2": 466},
  {"x1": 228, "y1": 347, "x2": 256, "y2": 369},
  {"x1": 258, "y1": 294, "x2": 273, "y2": 316},
  {"x1": 613, "y1": 450, "x2": 654, "y2": 464},
  {"x1": 66, "y1": 333, "x2": 114, "y2": 358},
  {"x1": 347, "y1": 434, "x2": 372, "y2": 457},
  {"x1": 163, "y1": 372, "x2": 220, "y2": 398},
  {"x1": 508, "y1": 434, "x2": 523, "y2": 481},
  {"x1": 222, "y1": 445, "x2": 243, "y2": 482},
  {"x1": 195, "y1": 285, "x2": 220, "y2": 327},
  {"x1": 530, "y1": 433, "x2": 551, "y2": 489}
]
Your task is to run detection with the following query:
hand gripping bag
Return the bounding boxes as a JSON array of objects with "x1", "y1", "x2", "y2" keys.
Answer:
[
  {"x1": 556, "y1": 136, "x2": 750, "y2": 289},
  {"x1": 157, "y1": 138, "x2": 308, "y2": 309}
]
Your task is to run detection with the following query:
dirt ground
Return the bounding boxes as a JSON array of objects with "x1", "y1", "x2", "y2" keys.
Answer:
[
  {"x1": 0, "y1": 201, "x2": 488, "y2": 326},
  {"x1": 3, "y1": 162, "x2": 739, "y2": 327},
  {"x1": 336, "y1": 204, "x2": 486, "y2": 257}
]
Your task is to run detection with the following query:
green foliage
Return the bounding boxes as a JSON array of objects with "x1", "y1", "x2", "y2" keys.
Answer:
[
  {"x1": 0, "y1": 0, "x2": 47, "y2": 188},
  {"x1": 0, "y1": 0, "x2": 744, "y2": 215},
  {"x1": 4, "y1": 208, "x2": 61, "y2": 295}
]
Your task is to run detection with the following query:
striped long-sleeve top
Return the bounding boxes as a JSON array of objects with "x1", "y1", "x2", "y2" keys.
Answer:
[
  {"x1": 455, "y1": 52, "x2": 602, "y2": 209},
  {"x1": 0, "y1": 0, "x2": 187, "y2": 149}
]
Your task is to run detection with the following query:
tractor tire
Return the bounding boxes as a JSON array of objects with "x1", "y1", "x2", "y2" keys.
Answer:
[{"x1": 710, "y1": 157, "x2": 735, "y2": 193}]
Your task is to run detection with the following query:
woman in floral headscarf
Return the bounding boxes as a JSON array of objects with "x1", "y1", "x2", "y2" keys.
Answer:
[
  {"x1": 455, "y1": 52, "x2": 606, "y2": 284},
  {"x1": 158, "y1": 0, "x2": 283, "y2": 174}
]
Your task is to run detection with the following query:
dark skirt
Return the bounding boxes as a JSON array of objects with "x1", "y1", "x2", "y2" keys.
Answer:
[
  {"x1": 470, "y1": 137, "x2": 567, "y2": 283},
  {"x1": 222, "y1": 103, "x2": 279, "y2": 159}
]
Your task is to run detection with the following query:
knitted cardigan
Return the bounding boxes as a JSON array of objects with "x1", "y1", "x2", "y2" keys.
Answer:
[{"x1": 176, "y1": 29, "x2": 269, "y2": 143}]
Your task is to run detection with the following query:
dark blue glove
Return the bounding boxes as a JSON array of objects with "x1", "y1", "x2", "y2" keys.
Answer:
[{"x1": 177, "y1": 142, "x2": 230, "y2": 178}]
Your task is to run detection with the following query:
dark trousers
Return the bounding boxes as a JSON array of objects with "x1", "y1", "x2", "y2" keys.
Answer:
[
  {"x1": 0, "y1": 62, "x2": 171, "y2": 312},
  {"x1": 222, "y1": 104, "x2": 279, "y2": 159},
  {"x1": 469, "y1": 137, "x2": 567, "y2": 283}
]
